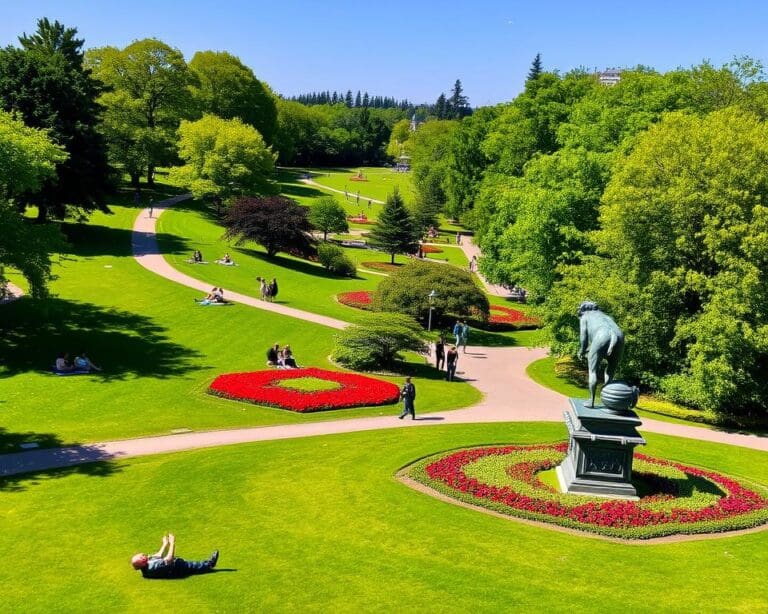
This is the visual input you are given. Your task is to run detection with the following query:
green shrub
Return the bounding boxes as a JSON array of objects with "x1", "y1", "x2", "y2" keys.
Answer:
[
  {"x1": 318, "y1": 243, "x2": 357, "y2": 277},
  {"x1": 375, "y1": 260, "x2": 489, "y2": 323},
  {"x1": 332, "y1": 313, "x2": 429, "y2": 371}
]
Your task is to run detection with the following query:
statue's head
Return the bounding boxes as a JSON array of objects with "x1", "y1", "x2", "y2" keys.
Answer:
[{"x1": 577, "y1": 300, "x2": 600, "y2": 317}]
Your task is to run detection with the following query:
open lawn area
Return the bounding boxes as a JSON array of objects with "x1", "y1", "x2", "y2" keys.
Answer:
[{"x1": 1, "y1": 423, "x2": 766, "y2": 612}]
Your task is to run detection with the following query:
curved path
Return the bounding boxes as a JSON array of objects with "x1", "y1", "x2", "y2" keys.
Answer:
[
  {"x1": 1, "y1": 197, "x2": 765, "y2": 478},
  {"x1": 300, "y1": 177, "x2": 385, "y2": 204}
]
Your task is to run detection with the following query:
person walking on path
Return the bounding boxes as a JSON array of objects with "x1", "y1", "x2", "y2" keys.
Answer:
[
  {"x1": 131, "y1": 533, "x2": 219, "y2": 579},
  {"x1": 434, "y1": 335, "x2": 445, "y2": 370},
  {"x1": 269, "y1": 278, "x2": 278, "y2": 301},
  {"x1": 398, "y1": 377, "x2": 416, "y2": 420},
  {"x1": 453, "y1": 320, "x2": 463, "y2": 347},
  {"x1": 148, "y1": 201, "x2": 154, "y2": 218},
  {"x1": 459, "y1": 322, "x2": 470, "y2": 353},
  {"x1": 455, "y1": 232, "x2": 462, "y2": 245},
  {"x1": 446, "y1": 346, "x2": 459, "y2": 381}
]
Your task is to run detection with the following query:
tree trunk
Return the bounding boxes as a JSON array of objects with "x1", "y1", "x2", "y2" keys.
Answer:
[
  {"x1": 390, "y1": 252, "x2": 395, "y2": 264},
  {"x1": 147, "y1": 165, "x2": 155, "y2": 187},
  {"x1": 36, "y1": 203, "x2": 48, "y2": 223}
]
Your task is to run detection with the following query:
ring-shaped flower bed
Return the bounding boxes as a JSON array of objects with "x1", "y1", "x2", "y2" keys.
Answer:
[
  {"x1": 489, "y1": 305, "x2": 541, "y2": 327},
  {"x1": 404, "y1": 443, "x2": 768, "y2": 539},
  {"x1": 209, "y1": 367, "x2": 400, "y2": 412},
  {"x1": 337, "y1": 290, "x2": 373, "y2": 310}
]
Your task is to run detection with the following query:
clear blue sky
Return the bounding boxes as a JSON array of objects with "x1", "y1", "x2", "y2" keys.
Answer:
[{"x1": 2, "y1": 1, "x2": 767, "y2": 106}]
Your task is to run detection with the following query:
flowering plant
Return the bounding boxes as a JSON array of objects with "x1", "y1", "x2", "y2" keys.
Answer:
[
  {"x1": 337, "y1": 291, "x2": 374, "y2": 310},
  {"x1": 406, "y1": 443, "x2": 768, "y2": 539},
  {"x1": 488, "y1": 305, "x2": 541, "y2": 327},
  {"x1": 419, "y1": 245, "x2": 443, "y2": 254},
  {"x1": 209, "y1": 367, "x2": 400, "y2": 412}
]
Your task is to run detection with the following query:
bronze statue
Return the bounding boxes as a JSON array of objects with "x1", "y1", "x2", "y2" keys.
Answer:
[{"x1": 576, "y1": 301, "x2": 624, "y2": 408}]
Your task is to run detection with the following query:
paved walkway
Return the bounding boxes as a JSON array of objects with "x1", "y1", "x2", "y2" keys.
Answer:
[
  {"x1": 0, "y1": 281, "x2": 24, "y2": 305},
  {"x1": 1, "y1": 195, "x2": 765, "y2": 478},
  {"x1": 300, "y1": 178, "x2": 385, "y2": 204}
]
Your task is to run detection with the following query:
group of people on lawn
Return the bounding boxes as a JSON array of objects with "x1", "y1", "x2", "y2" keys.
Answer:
[
  {"x1": 54, "y1": 351, "x2": 101, "y2": 373},
  {"x1": 266, "y1": 343, "x2": 299, "y2": 369}
]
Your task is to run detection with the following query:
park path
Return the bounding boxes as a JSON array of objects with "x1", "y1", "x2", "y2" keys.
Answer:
[
  {"x1": 300, "y1": 177, "x2": 385, "y2": 204},
  {"x1": 132, "y1": 194, "x2": 347, "y2": 330},
  {"x1": 0, "y1": 281, "x2": 24, "y2": 305},
  {"x1": 1, "y1": 196, "x2": 766, "y2": 478}
]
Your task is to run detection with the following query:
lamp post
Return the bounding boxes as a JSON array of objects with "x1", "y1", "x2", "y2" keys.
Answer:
[{"x1": 427, "y1": 289, "x2": 437, "y2": 332}]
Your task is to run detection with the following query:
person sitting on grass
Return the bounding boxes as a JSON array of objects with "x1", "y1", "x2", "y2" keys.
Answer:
[
  {"x1": 54, "y1": 352, "x2": 74, "y2": 372},
  {"x1": 73, "y1": 351, "x2": 102, "y2": 372},
  {"x1": 193, "y1": 250, "x2": 203, "y2": 263},
  {"x1": 215, "y1": 253, "x2": 235, "y2": 265},
  {"x1": 196, "y1": 287, "x2": 221, "y2": 306},
  {"x1": 131, "y1": 533, "x2": 219, "y2": 579},
  {"x1": 266, "y1": 343, "x2": 280, "y2": 367},
  {"x1": 281, "y1": 345, "x2": 298, "y2": 368}
]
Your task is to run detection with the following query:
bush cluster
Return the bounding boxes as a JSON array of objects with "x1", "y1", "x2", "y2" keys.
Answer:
[{"x1": 317, "y1": 243, "x2": 356, "y2": 277}]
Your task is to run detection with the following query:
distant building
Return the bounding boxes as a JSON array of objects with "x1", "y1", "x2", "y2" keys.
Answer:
[
  {"x1": 598, "y1": 69, "x2": 621, "y2": 86},
  {"x1": 410, "y1": 113, "x2": 418, "y2": 132}
]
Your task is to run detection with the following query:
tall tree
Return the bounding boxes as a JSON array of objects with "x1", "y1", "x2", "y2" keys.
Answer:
[
  {"x1": 309, "y1": 195, "x2": 349, "y2": 240},
  {"x1": 527, "y1": 53, "x2": 543, "y2": 82},
  {"x1": 86, "y1": 39, "x2": 193, "y2": 186},
  {"x1": 0, "y1": 19, "x2": 112, "y2": 221},
  {"x1": 434, "y1": 93, "x2": 448, "y2": 119},
  {"x1": 188, "y1": 51, "x2": 278, "y2": 144},
  {"x1": 169, "y1": 114, "x2": 276, "y2": 202},
  {"x1": 344, "y1": 90, "x2": 353, "y2": 107},
  {"x1": 409, "y1": 120, "x2": 458, "y2": 227},
  {"x1": 448, "y1": 79, "x2": 471, "y2": 119},
  {"x1": 368, "y1": 187, "x2": 420, "y2": 263},
  {"x1": 355, "y1": 90, "x2": 362, "y2": 107}
]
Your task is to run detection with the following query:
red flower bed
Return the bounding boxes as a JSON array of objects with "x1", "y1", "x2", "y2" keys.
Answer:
[
  {"x1": 348, "y1": 216, "x2": 373, "y2": 224},
  {"x1": 420, "y1": 245, "x2": 443, "y2": 254},
  {"x1": 489, "y1": 305, "x2": 541, "y2": 326},
  {"x1": 209, "y1": 367, "x2": 399, "y2": 412},
  {"x1": 337, "y1": 291, "x2": 373, "y2": 310},
  {"x1": 409, "y1": 443, "x2": 768, "y2": 539}
]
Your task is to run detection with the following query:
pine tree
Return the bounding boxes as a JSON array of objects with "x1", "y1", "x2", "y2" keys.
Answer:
[
  {"x1": 355, "y1": 90, "x2": 362, "y2": 107},
  {"x1": 345, "y1": 90, "x2": 353, "y2": 107},
  {"x1": 362, "y1": 91, "x2": 369, "y2": 107},
  {"x1": 331, "y1": 91, "x2": 338, "y2": 104},
  {"x1": 448, "y1": 79, "x2": 470, "y2": 118},
  {"x1": 435, "y1": 93, "x2": 447, "y2": 119},
  {"x1": 367, "y1": 187, "x2": 420, "y2": 264},
  {"x1": 527, "y1": 53, "x2": 543, "y2": 81}
]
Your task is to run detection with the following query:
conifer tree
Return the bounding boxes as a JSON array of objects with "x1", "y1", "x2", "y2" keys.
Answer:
[
  {"x1": 527, "y1": 53, "x2": 543, "y2": 81},
  {"x1": 367, "y1": 187, "x2": 420, "y2": 264},
  {"x1": 355, "y1": 90, "x2": 362, "y2": 107},
  {"x1": 345, "y1": 90, "x2": 353, "y2": 107}
]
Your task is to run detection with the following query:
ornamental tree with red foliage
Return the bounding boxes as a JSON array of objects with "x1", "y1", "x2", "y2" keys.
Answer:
[{"x1": 224, "y1": 195, "x2": 315, "y2": 257}]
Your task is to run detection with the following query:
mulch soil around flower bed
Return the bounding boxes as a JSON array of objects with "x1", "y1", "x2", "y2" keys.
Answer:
[
  {"x1": 337, "y1": 290, "x2": 373, "y2": 310},
  {"x1": 209, "y1": 367, "x2": 400, "y2": 412},
  {"x1": 405, "y1": 443, "x2": 768, "y2": 539}
]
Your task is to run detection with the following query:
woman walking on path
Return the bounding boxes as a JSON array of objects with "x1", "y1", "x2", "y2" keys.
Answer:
[
  {"x1": 269, "y1": 278, "x2": 278, "y2": 302},
  {"x1": 435, "y1": 336, "x2": 445, "y2": 370},
  {"x1": 459, "y1": 322, "x2": 470, "y2": 353},
  {"x1": 446, "y1": 346, "x2": 459, "y2": 381}
]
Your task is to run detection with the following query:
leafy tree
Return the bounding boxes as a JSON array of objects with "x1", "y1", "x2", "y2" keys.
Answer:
[
  {"x1": 223, "y1": 196, "x2": 314, "y2": 257},
  {"x1": 527, "y1": 53, "x2": 543, "y2": 81},
  {"x1": 169, "y1": 114, "x2": 275, "y2": 201},
  {"x1": 332, "y1": 312, "x2": 429, "y2": 371},
  {"x1": 188, "y1": 51, "x2": 277, "y2": 144},
  {"x1": 409, "y1": 120, "x2": 458, "y2": 226},
  {"x1": 367, "y1": 187, "x2": 419, "y2": 263},
  {"x1": 386, "y1": 118, "x2": 412, "y2": 159},
  {"x1": 86, "y1": 39, "x2": 193, "y2": 186},
  {"x1": 375, "y1": 260, "x2": 489, "y2": 324},
  {"x1": 309, "y1": 195, "x2": 348, "y2": 240},
  {"x1": 0, "y1": 109, "x2": 67, "y2": 297},
  {"x1": 0, "y1": 19, "x2": 111, "y2": 221},
  {"x1": 317, "y1": 242, "x2": 356, "y2": 277}
]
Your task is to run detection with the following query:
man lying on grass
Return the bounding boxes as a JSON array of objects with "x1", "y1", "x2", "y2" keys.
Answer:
[{"x1": 131, "y1": 533, "x2": 219, "y2": 579}]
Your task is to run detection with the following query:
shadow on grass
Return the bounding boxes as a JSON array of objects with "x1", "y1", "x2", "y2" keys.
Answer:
[
  {"x1": 280, "y1": 181, "x2": 327, "y2": 200},
  {"x1": 233, "y1": 247, "x2": 345, "y2": 281},
  {"x1": 0, "y1": 430, "x2": 121, "y2": 491},
  {"x1": 0, "y1": 298, "x2": 203, "y2": 379},
  {"x1": 61, "y1": 222, "x2": 190, "y2": 258}
]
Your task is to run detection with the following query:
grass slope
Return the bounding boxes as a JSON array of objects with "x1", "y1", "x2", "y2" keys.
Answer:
[{"x1": 1, "y1": 424, "x2": 766, "y2": 612}]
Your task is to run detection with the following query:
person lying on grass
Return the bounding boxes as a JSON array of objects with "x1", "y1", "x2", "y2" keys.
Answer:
[
  {"x1": 54, "y1": 352, "x2": 74, "y2": 372},
  {"x1": 73, "y1": 351, "x2": 102, "y2": 372},
  {"x1": 131, "y1": 533, "x2": 219, "y2": 579}
]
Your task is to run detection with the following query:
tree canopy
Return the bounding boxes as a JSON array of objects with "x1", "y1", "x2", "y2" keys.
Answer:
[{"x1": 309, "y1": 196, "x2": 348, "y2": 240}]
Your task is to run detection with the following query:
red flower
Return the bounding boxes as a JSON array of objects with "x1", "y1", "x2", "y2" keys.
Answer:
[
  {"x1": 209, "y1": 368, "x2": 400, "y2": 412},
  {"x1": 489, "y1": 305, "x2": 541, "y2": 326},
  {"x1": 337, "y1": 291, "x2": 373, "y2": 310}
]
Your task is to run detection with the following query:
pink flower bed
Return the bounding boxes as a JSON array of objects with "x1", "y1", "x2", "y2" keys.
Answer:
[
  {"x1": 409, "y1": 443, "x2": 768, "y2": 539},
  {"x1": 337, "y1": 291, "x2": 373, "y2": 310},
  {"x1": 209, "y1": 367, "x2": 399, "y2": 412}
]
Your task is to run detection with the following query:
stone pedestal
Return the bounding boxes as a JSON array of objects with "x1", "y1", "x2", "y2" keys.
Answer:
[{"x1": 557, "y1": 398, "x2": 646, "y2": 499}]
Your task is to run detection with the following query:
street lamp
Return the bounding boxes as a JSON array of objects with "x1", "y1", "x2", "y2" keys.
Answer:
[{"x1": 427, "y1": 289, "x2": 437, "y2": 332}]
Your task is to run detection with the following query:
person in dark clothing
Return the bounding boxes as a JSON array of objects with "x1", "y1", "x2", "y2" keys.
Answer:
[
  {"x1": 269, "y1": 278, "x2": 278, "y2": 300},
  {"x1": 398, "y1": 377, "x2": 416, "y2": 420},
  {"x1": 131, "y1": 534, "x2": 218, "y2": 579},
  {"x1": 446, "y1": 346, "x2": 459, "y2": 381},
  {"x1": 435, "y1": 336, "x2": 445, "y2": 370},
  {"x1": 266, "y1": 343, "x2": 280, "y2": 366}
]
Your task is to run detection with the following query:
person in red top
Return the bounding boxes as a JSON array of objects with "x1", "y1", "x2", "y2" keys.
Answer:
[{"x1": 131, "y1": 534, "x2": 218, "y2": 579}]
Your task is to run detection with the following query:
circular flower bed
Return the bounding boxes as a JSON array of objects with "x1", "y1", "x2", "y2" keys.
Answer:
[
  {"x1": 405, "y1": 443, "x2": 768, "y2": 539},
  {"x1": 489, "y1": 305, "x2": 541, "y2": 327},
  {"x1": 209, "y1": 367, "x2": 400, "y2": 412},
  {"x1": 337, "y1": 290, "x2": 373, "y2": 310}
]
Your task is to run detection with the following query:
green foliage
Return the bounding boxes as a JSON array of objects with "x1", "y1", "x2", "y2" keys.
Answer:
[
  {"x1": 386, "y1": 118, "x2": 411, "y2": 159},
  {"x1": 223, "y1": 195, "x2": 314, "y2": 257},
  {"x1": 317, "y1": 242, "x2": 356, "y2": 277},
  {"x1": 309, "y1": 195, "x2": 348, "y2": 240},
  {"x1": 409, "y1": 120, "x2": 457, "y2": 227},
  {"x1": 367, "y1": 187, "x2": 419, "y2": 263},
  {"x1": 188, "y1": 50, "x2": 277, "y2": 144},
  {"x1": 169, "y1": 114, "x2": 276, "y2": 200},
  {"x1": 332, "y1": 312, "x2": 429, "y2": 370},
  {"x1": 0, "y1": 21, "x2": 111, "y2": 220},
  {"x1": 86, "y1": 38, "x2": 193, "y2": 185},
  {"x1": 375, "y1": 260, "x2": 489, "y2": 323},
  {"x1": 527, "y1": 53, "x2": 543, "y2": 81}
]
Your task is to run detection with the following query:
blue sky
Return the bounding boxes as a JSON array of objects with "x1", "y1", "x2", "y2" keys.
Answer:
[{"x1": 2, "y1": 1, "x2": 767, "y2": 106}]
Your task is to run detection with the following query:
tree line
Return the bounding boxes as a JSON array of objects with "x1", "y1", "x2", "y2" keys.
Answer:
[
  {"x1": 406, "y1": 54, "x2": 768, "y2": 418},
  {"x1": 290, "y1": 90, "x2": 411, "y2": 110}
]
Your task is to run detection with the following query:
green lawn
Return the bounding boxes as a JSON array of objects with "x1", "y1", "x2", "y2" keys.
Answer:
[
  {"x1": 306, "y1": 166, "x2": 417, "y2": 203},
  {"x1": 0, "y1": 200, "x2": 482, "y2": 451},
  {"x1": 1, "y1": 423, "x2": 766, "y2": 612}
]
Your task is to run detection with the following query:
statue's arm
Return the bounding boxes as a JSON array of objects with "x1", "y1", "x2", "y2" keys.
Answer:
[{"x1": 578, "y1": 316, "x2": 588, "y2": 358}]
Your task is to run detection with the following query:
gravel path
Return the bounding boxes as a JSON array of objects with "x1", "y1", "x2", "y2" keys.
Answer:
[{"x1": 1, "y1": 196, "x2": 764, "y2": 478}]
